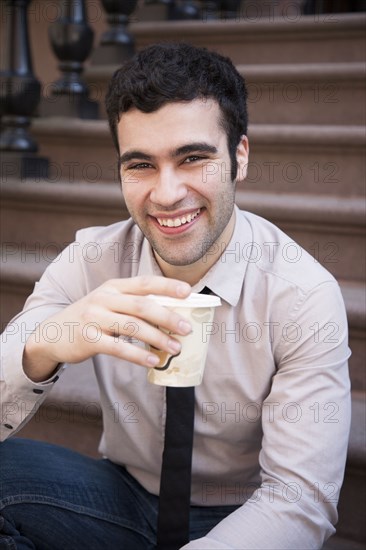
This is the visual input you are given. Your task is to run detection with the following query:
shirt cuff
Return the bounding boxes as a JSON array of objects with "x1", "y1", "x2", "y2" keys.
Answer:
[{"x1": 1, "y1": 327, "x2": 63, "y2": 438}]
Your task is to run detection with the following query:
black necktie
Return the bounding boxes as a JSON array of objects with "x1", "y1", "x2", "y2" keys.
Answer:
[
  {"x1": 156, "y1": 287, "x2": 211, "y2": 550},
  {"x1": 156, "y1": 385, "x2": 195, "y2": 550}
]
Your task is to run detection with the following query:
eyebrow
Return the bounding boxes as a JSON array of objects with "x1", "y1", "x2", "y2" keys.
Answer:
[
  {"x1": 119, "y1": 151, "x2": 152, "y2": 165},
  {"x1": 119, "y1": 142, "x2": 218, "y2": 166},
  {"x1": 172, "y1": 143, "x2": 218, "y2": 158}
]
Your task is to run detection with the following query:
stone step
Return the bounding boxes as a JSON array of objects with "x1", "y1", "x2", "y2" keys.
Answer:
[
  {"x1": 5, "y1": 119, "x2": 364, "y2": 198},
  {"x1": 338, "y1": 281, "x2": 366, "y2": 393},
  {"x1": 241, "y1": 125, "x2": 365, "y2": 197},
  {"x1": 332, "y1": 391, "x2": 366, "y2": 545},
  {"x1": 323, "y1": 535, "x2": 366, "y2": 550},
  {"x1": 235, "y1": 190, "x2": 366, "y2": 284},
  {"x1": 1, "y1": 180, "x2": 365, "y2": 282},
  {"x1": 85, "y1": 62, "x2": 366, "y2": 126},
  {"x1": 0, "y1": 180, "x2": 126, "y2": 247},
  {"x1": 129, "y1": 14, "x2": 366, "y2": 65},
  {"x1": 20, "y1": 12, "x2": 366, "y2": 90},
  {"x1": 237, "y1": 62, "x2": 366, "y2": 126}
]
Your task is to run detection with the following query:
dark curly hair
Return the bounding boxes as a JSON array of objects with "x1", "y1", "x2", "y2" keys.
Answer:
[{"x1": 105, "y1": 42, "x2": 248, "y2": 180}]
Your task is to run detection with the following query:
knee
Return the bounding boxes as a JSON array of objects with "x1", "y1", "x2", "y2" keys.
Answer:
[
  {"x1": 0, "y1": 438, "x2": 56, "y2": 497},
  {"x1": 0, "y1": 438, "x2": 31, "y2": 498},
  {"x1": 0, "y1": 437, "x2": 36, "y2": 466}
]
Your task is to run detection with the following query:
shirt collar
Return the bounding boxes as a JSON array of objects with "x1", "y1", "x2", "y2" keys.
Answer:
[
  {"x1": 137, "y1": 205, "x2": 252, "y2": 306},
  {"x1": 192, "y1": 206, "x2": 251, "y2": 306}
]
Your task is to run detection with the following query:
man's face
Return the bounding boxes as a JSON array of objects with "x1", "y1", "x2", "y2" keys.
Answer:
[{"x1": 117, "y1": 98, "x2": 248, "y2": 276}]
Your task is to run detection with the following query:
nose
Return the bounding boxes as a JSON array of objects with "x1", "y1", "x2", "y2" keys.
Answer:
[{"x1": 150, "y1": 167, "x2": 188, "y2": 206}]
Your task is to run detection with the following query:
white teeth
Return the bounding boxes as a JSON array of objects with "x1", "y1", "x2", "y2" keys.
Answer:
[{"x1": 157, "y1": 209, "x2": 200, "y2": 227}]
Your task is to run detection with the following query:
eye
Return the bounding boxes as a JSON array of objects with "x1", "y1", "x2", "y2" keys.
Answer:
[
  {"x1": 183, "y1": 155, "x2": 206, "y2": 164},
  {"x1": 127, "y1": 162, "x2": 153, "y2": 170}
]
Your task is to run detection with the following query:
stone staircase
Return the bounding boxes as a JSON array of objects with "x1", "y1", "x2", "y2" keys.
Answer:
[{"x1": 1, "y1": 7, "x2": 365, "y2": 548}]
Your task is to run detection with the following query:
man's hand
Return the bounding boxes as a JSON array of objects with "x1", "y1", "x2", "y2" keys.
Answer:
[{"x1": 23, "y1": 276, "x2": 192, "y2": 382}]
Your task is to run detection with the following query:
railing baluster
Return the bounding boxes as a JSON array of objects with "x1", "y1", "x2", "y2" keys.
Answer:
[
  {"x1": 145, "y1": 0, "x2": 242, "y2": 20},
  {"x1": 0, "y1": 0, "x2": 49, "y2": 180},
  {"x1": 42, "y1": 0, "x2": 98, "y2": 119},
  {"x1": 220, "y1": 0, "x2": 241, "y2": 19},
  {"x1": 91, "y1": 0, "x2": 138, "y2": 65},
  {"x1": 200, "y1": 0, "x2": 220, "y2": 20},
  {"x1": 167, "y1": 0, "x2": 200, "y2": 20}
]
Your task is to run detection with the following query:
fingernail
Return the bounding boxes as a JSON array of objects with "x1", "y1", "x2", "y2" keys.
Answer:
[
  {"x1": 178, "y1": 320, "x2": 192, "y2": 334},
  {"x1": 168, "y1": 339, "x2": 181, "y2": 354},
  {"x1": 147, "y1": 354, "x2": 159, "y2": 367},
  {"x1": 177, "y1": 283, "x2": 191, "y2": 297}
]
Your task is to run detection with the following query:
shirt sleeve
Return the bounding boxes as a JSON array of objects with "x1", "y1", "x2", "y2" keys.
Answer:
[
  {"x1": 183, "y1": 281, "x2": 351, "y2": 549},
  {"x1": 0, "y1": 241, "x2": 85, "y2": 441}
]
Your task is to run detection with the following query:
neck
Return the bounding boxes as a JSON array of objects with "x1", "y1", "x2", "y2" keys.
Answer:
[{"x1": 155, "y1": 258, "x2": 207, "y2": 286}]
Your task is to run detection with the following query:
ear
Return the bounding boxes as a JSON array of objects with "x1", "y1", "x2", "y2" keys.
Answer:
[{"x1": 235, "y1": 135, "x2": 249, "y2": 182}]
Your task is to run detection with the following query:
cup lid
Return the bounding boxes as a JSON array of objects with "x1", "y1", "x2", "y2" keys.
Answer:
[{"x1": 147, "y1": 292, "x2": 221, "y2": 308}]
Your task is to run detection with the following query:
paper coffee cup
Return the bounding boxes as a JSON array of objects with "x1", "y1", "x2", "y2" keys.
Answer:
[{"x1": 147, "y1": 292, "x2": 221, "y2": 387}]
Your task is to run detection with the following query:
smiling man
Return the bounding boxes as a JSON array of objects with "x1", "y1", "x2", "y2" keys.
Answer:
[{"x1": 0, "y1": 44, "x2": 351, "y2": 549}]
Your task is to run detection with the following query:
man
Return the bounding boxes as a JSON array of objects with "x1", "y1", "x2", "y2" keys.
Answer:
[{"x1": 0, "y1": 43, "x2": 351, "y2": 549}]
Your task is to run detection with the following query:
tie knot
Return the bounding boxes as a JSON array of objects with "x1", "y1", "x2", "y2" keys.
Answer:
[{"x1": 200, "y1": 286, "x2": 212, "y2": 295}]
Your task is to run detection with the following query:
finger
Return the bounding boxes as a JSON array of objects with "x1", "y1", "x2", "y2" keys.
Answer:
[
  {"x1": 97, "y1": 310, "x2": 182, "y2": 356},
  {"x1": 102, "y1": 276, "x2": 191, "y2": 299},
  {"x1": 101, "y1": 294, "x2": 192, "y2": 336},
  {"x1": 98, "y1": 333, "x2": 161, "y2": 368}
]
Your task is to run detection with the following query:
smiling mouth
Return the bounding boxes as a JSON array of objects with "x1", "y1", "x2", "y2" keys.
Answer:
[{"x1": 156, "y1": 208, "x2": 201, "y2": 228}]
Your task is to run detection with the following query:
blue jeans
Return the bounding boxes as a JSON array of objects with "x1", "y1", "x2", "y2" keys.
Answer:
[{"x1": 0, "y1": 438, "x2": 238, "y2": 549}]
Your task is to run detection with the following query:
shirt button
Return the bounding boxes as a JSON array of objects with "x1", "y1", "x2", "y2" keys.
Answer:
[
  {"x1": 33, "y1": 388, "x2": 44, "y2": 394},
  {"x1": 4, "y1": 424, "x2": 13, "y2": 430}
]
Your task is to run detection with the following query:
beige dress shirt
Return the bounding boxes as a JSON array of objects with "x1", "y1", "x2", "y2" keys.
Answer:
[{"x1": 1, "y1": 206, "x2": 351, "y2": 549}]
